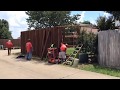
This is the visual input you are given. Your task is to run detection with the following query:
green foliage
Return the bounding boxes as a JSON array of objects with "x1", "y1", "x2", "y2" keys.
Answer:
[
  {"x1": 105, "y1": 11, "x2": 120, "y2": 20},
  {"x1": 64, "y1": 26, "x2": 77, "y2": 36},
  {"x1": 96, "y1": 16, "x2": 115, "y2": 31},
  {"x1": 66, "y1": 48, "x2": 75, "y2": 55},
  {"x1": 96, "y1": 16, "x2": 106, "y2": 30},
  {"x1": 105, "y1": 16, "x2": 115, "y2": 29},
  {"x1": 78, "y1": 64, "x2": 120, "y2": 77},
  {"x1": 25, "y1": 11, "x2": 80, "y2": 29},
  {"x1": 81, "y1": 20, "x2": 91, "y2": 24},
  {"x1": 78, "y1": 29, "x2": 97, "y2": 54},
  {"x1": 0, "y1": 19, "x2": 12, "y2": 39},
  {"x1": 64, "y1": 26, "x2": 80, "y2": 45}
]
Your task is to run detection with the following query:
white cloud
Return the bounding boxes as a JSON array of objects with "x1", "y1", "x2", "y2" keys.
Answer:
[
  {"x1": 76, "y1": 11, "x2": 86, "y2": 23},
  {"x1": 103, "y1": 12, "x2": 111, "y2": 18},
  {"x1": 0, "y1": 11, "x2": 28, "y2": 39},
  {"x1": 1, "y1": 11, "x2": 109, "y2": 39},
  {"x1": 89, "y1": 17, "x2": 96, "y2": 25}
]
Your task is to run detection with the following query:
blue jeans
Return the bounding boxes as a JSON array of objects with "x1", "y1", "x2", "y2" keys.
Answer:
[{"x1": 26, "y1": 51, "x2": 32, "y2": 60}]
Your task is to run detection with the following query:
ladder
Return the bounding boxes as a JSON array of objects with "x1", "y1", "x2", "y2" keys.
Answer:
[{"x1": 63, "y1": 44, "x2": 83, "y2": 66}]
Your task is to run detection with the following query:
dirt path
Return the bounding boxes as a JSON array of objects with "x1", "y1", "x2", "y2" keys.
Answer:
[{"x1": 0, "y1": 49, "x2": 119, "y2": 79}]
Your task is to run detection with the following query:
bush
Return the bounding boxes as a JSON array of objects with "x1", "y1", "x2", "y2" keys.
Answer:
[{"x1": 78, "y1": 29, "x2": 98, "y2": 62}]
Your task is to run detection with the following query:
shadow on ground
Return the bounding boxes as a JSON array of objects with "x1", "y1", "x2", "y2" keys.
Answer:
[
  {"x1": 13, "y1": 52, "x2": 60, "y2": 66},
  {"x1": 14, "y1": 56, "x2": 58, "y2": 66}
]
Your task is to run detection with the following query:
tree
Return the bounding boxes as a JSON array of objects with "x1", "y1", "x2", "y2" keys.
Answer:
[
  {"x1": 105, "y1": 16, "x2": 115, "y2": 29},
  {"x1": 81, "y1": 20, "x2": 91, "y2": 24},
  {"x1": 0, "y1": 19, "x2": 12, "y2": 39},
  {"x1": 96, "y1": 16, "x2": 115, "y2": 31},
  {"x1": 105, "y1": 11, "x2": 120, "y2": 20},
  {"x1": 78, "y1": 29, "x2": 98, "y2": 62},
  {"x1": 25, "y1": 11, "x2": 80, "y2": 29},
  {"x1": 78, "y1": 29, "x2": 97, "y2": 54}
]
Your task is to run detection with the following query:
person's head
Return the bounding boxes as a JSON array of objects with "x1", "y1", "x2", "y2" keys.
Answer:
[
  {"x1": 65, "y1": 43, "x2": 68, "y2": 47},
  {"x1": 8, "y1": 40, "x2": 11, "y2": 42},
  {"x1": 27, "y1": 39, "x2": 31, "y2": 42}
]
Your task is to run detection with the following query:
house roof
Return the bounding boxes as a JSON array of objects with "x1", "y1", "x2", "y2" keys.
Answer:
[{"x1": 79, "y1": 24, "x2": 92, "y2": 27}]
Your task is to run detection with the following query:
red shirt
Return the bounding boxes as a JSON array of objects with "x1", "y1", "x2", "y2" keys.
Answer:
[
  {"x1": 6, "y1": 41, "x2": 13, "y2": 48},
  {"x1": 26, "y1": 42, "x2": 32, "y2": 52},
  {"x1": 60, "y1": 44, "x2": 67, "y2": 52}
]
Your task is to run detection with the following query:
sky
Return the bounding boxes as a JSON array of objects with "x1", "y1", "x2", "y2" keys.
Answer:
[{"x1": 0, "y1": 11, "x2": 111, "y2": 39}]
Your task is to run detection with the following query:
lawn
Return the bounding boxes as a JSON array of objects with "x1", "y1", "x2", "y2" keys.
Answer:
[
  {"x1": 66, "y1": 47, "x2": 75, "y2": 55},
  {"x1": 66, "y1": 48, "x2": 120, "y2": 77},
  {"x1": 78, "y1": 64, "x2": 120, "y2": 77}
]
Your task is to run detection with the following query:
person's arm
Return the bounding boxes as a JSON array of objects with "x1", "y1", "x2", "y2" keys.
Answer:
[
  {"x1": 31, "y1": 43, "x2": 33, "y2": 48},
  {"x1": 65, "y1": 48, "x2": 67, "y2": 53},
  {"x1": 11, "y1": 42, "x2": 13, "y2": 47},
  {"x1": 30, "y1": 43, "x2": 33, "y2": 51}
]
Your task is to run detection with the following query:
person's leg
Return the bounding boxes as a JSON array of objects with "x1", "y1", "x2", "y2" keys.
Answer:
[
  {"x1": 61, "y1": 52, "x2": 66, "y2": 62},
  {"x1": 27, "y1": 51, "x2": 32, "y2": 60},
  {"x1": 8, "y1": 48, "x2": 9, "y2": 55},
  {"x1": 59, "y1": 52, "x2": 63, "y2": 62},
  {"x1": 28, "y1": 51, "x2": 32, "y2": 60},
  {"x1": 9, "y1": 48, "x2": 11, "y2": 55},
  {"x1": 26, "y1": 52, "x2": 29, "y2": 60}
]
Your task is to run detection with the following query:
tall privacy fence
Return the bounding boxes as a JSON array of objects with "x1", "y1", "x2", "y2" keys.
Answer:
[
  {"x1": 98, "y1": 30, "x2": 120, "y2": 69},
  {"x1": 0, "y1": 39, "x2": 21, "y2": 49},
  {"x1": 21, "y1": 27, "x2": 65, "y2": 59}
]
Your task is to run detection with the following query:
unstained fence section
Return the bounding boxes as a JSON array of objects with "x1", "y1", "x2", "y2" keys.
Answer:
[{"x1": 98, "y1": 30, "x2": 120, "y2": 69}]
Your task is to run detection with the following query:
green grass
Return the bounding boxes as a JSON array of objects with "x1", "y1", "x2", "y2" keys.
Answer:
[
  {"x1": 66, "y1": 48, "x2": 75, "y2": 55},
  {"x1": 78, "y1": 64, "x2": 120, "y2": 77},
  {"x1": 66, "y1": 48, "x2": 120, "y2": 77}
]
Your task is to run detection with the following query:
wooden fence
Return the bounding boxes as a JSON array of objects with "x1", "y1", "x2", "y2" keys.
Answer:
[
  {"x1": 98, "y1": 30, "x2": 120, "y2": 69},
  {"x1": 21, "y1": 27, "x2": 65, "y2": 59},
  {"x1": 0, "y1": 39, "x2": 21, "y2": 48}
]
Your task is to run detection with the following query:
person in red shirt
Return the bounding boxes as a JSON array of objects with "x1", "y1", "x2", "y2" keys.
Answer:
[
  {"x1": 59, "y1": 42, "x2": 67, "y2": 62},
  {"x1": 6, "y1": 40, "x2": 13, "y2": 55},
  {"x1": 26, "y1": 39, "x2": 33, "y2": 60}
]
